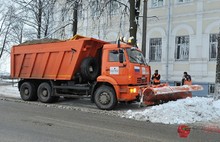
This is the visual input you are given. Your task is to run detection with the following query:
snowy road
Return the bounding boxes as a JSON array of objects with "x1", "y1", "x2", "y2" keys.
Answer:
[
  {"x1": 0, "y1": 79, "x2": 220, "y2": 132},
  {"x1": 0, "y1": 97, "x2": 220, "y2": 142}
]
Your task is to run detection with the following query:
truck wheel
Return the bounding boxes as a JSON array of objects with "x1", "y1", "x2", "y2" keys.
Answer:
[
  {"x1": 80, "y1": 57, "x2": 99, "y2": 81},
  {"x1": 94, "y1": 85, "x2": 117, "y2": 110},
  {"x1": 20, "y1": 82, "x2": 38, "y2": 101},
  {"x1": 37, "y1": 82, "x2": 54, "y2": 103}
]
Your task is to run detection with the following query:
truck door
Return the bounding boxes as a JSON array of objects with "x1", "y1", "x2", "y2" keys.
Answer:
[{"x1": 104, "y1": 49, "x2": 129, "y2": 84}]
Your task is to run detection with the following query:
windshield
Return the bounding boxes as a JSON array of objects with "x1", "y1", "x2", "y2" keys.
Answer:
[{"x1": 126, "y1": 48, "x2": 146, "y2": 64}]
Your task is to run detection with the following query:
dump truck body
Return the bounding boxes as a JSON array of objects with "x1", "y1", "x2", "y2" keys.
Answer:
[
  {"x1": 11, "y1": 38, "x2": 107, "y2": 80},
  {"x1": 11, "y1": 36, "x2": 203, "y2": 110}
]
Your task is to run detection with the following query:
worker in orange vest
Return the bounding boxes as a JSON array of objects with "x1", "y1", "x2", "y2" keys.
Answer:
[
  {"x1": 182, "y1": 72, "x2": 192, "y2": 85},
  {"x1": 151, "y1": 70, "x2": 161, "y2": 85}
]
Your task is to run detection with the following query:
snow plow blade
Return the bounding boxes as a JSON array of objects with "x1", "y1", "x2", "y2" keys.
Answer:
[{"x1": 141, "y1": 84, "x2": 203, "y2": 105}]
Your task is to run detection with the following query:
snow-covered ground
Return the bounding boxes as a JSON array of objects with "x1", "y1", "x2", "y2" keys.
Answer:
[
  {"x1": 0, "y1": 81, "x2": 220, "y2": 128},
  {"x1": 0, "y1": 82, "x2": 19, "y2": 98},
  {"x1": 0, "y1": 54, "x2": 10, "y2": 73},
  {"x1": 122, "y1": 97, "x2": 220, "y2": 124}
]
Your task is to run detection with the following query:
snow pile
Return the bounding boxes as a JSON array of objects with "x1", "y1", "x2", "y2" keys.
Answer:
[
  {"x1": 0, "y1": 85, "x2": 19, "y2": 98},
  {"x1": 122, "y1": 97, "x2": 220, "y2": 124}
]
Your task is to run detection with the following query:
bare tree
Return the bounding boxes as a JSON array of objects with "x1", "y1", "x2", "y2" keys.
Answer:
[
  {"x1": 55, "y1": 0, "x2": 130, "y2": 39},
  {"x1": 0, "y1": 6, "x2": 16, "y2": 59},
  {"x1": 42, "y1": 0, "x2": 57, "y2": 37},
  {"x1": 9, "y1": 20, "x2": 24, "y2": 44},
  {"x1": 92, "y1": 0, "x2": 140, "y2": 45},
  {"x1": 59, "y1": 0, "x2": 82, "y2": 37},
  {"x1": 13, "y1": 0, "x2": 57, "y2": 39},
  {"x1": 9, "y1": 0, "x2": 141, "y2": 43}
]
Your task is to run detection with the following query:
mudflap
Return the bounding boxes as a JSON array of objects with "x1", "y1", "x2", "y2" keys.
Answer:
[{"x1": 139, "y1": 84, "x2": 203, "y2": 106}]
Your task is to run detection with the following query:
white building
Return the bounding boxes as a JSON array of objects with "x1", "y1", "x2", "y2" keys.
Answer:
[
  {"x1": 146, "y1": 0, "x2": 220, "y2": 95},
  {"x1": 55, "y1": 0, "x2": 220, "y2": 95},
  {"x1": 147, "y1": 0, "x2": 220, "y2": 83}
]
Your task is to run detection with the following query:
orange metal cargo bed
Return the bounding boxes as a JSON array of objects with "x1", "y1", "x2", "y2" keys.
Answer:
[{"x1": 11, "y1": 37, "x2": 108, "y2": 80}]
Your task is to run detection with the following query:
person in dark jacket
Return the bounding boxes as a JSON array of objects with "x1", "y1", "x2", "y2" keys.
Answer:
[
  {"x1": 182, "y1": 72, "x2": 192, "y2": 85},
  {"x1": 151, "y1": 70, "x2": 161, "y2": 85}
]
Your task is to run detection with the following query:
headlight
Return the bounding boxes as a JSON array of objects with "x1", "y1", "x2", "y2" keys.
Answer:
[{"x1": 129, "y1": 88, "x2": 137, "y2": 93}]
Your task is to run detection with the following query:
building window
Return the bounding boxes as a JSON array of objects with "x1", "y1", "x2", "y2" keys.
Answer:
[
  {"x1": 175, "y1": 36, "x2": 189, "y2": 61},
  {"x1": 209, "y1": 34, "x2": 218, "y2": 60},
  {"x1": 151, "y1": 0, "x2": 164, "y2": 8},
  {"x1": 177, "y1": 0, "x2": 191, "y2": 4},
  {"x1": 149, "y1": 38, "x2": 162, "y2": 62}
]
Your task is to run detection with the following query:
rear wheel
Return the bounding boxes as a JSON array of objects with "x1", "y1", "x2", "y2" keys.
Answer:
[
  {"x1": 37, "y1": 82, "x2": 58, "y2": 103},
  {"x1": 94, "y1": 85, "x2": 117, "y2": 110},
  {"x1": 20, "y1": 82, "x2": 37, "y2": 101}
]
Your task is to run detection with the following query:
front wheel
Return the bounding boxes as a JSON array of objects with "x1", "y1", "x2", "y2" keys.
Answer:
[{"x1": 94, "y1": 85, "x2": 117, "y2": 110}]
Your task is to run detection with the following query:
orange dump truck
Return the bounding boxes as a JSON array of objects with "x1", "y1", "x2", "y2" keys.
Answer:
[{"x1": 10, "y1": 35, "x2": 203, "y2": 110}]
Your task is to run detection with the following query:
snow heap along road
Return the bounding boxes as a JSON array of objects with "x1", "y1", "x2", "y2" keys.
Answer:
[
  {"x1": 122, "y1": 97, "x2": 220, "y2": 124},
  {"x1": 0, "y1": 82, "x2": 220, "y2": 125}
]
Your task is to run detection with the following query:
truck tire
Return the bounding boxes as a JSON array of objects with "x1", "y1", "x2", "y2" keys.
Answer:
[
  {"x1": 37, "y1": 82, "x2": 56, "y2": 103},
  {"x1": 94, "y1": 85, "x2": 117, "y2": 110},
  {"x1": 80, "y1": 57, "x2": 99, "y2": 81},
  {"x1": 20, "y1": 82, "x2": 38, "y2": 101}
]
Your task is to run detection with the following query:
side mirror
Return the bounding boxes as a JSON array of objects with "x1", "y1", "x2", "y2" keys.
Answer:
[{"x1": 119, "y1": 49, "x2": 124, "y2": 63}]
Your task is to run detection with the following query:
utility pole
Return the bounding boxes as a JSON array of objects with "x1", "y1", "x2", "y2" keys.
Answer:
[
  {"x1": 166, "y1": 0, "x2": 171, "y2": 83},
  {"x1": 142, "y1": 0, "x2": 148, "y2": 57}
]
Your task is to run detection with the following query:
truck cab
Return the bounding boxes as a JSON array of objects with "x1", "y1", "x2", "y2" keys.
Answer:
[{"x1": 93, "y1": 43, "x2": 151, "y2": 109}]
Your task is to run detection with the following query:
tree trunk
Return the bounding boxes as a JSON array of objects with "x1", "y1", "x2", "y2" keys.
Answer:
[
  {"x1": 129, "y1": 0, "x2": 140, "y2": 46},
  {"x1": 44, "y1": 10, "x2": 50, "y2": 37},
  {"x1": 72, "y1": 1, "x2": 78, "y2": 36},
  {"x1": 214, "y1": 28, "x2": 220, "y2": 100},
  {"x1": 37, "y1": 0, "x2": 43, "y2": 39},
  {"x1": 19, "y1": 24, "x2": 23, "y2": 44}
]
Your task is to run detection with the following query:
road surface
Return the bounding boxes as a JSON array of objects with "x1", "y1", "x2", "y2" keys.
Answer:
[{"x1": 0, "y1": 99, "x2": 219, "y2": 142}]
